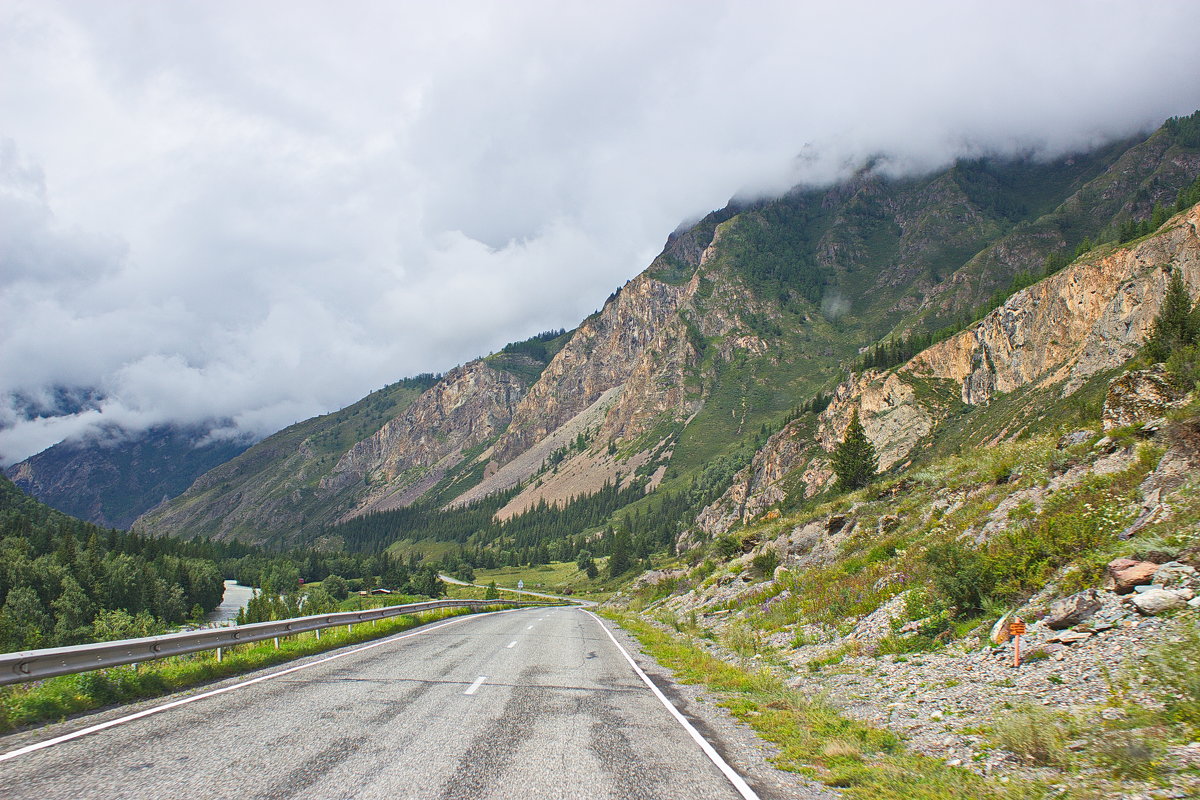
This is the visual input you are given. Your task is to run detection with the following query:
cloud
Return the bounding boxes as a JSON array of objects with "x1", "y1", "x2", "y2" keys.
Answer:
[{"x1": 2, "y1": 0, "x2": 1200, "y2": 464}]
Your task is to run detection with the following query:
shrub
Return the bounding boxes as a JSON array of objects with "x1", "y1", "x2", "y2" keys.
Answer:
[
  {"x1": 752, "y1": 550, "x2": 780, "y2": 576},
  {"x1": 923, "y1": 540, "x2": 995, "y2": 614}
]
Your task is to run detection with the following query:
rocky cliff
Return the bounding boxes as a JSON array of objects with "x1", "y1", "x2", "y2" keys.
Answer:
[
  {"x1": 325, "y1": 361, "x2": 528, "y2": 518},
  {"x1": 696, "y1": 201, "x2": 1200, "y2": 535}
]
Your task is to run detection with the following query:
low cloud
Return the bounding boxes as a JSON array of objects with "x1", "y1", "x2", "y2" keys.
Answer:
[{"x1": 2, "y1": 0, "x2": 1200, "y2": 464}]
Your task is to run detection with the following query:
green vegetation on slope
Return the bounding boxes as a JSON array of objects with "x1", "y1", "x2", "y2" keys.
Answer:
[{"x1": 0, "y1": 474, "x2": 227, "y2": 651}]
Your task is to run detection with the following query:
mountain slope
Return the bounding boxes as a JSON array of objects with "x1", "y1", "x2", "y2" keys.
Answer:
[
  {"x1": 132, "y1": 375, "x2": 438, "y2": 543},
  {"x1": 135, "y1": 115, "x2": 1200, "y2": 550},
  {"x1": 696, "y1": 198, "x2": 1200, "y2": 534},
  {"x1": 7, "y1": 424, "x2": 253, "y2": 529}
]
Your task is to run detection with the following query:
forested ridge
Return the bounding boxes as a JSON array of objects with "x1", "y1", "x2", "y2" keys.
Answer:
[{"x1": 0, "y1": 473, "x2": 227, "y2": 650}]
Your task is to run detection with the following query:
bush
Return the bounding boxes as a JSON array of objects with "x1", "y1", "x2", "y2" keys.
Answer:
[
  {"x1": 923, "y1": 541, "x2": 995, "y2": 614},
  {"x1": 752, "y1": 550, "x2": 780, "y2": 576}
]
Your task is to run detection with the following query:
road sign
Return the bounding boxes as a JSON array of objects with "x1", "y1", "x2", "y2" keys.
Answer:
[
  {"x1": 517, "y1": 580, "x2": 524, "y2": 589},
  {"x1": 1009, "y1": 617, "x2": 1026, "y2": 667}
]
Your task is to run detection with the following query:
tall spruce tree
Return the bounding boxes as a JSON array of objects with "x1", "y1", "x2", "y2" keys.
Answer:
[
  {"x1": 832, "y1": 409, "x2": 878, "y2": 491},
  {"x1": 1145, "y1": 268, "x2": 1199, "y2": 362}
]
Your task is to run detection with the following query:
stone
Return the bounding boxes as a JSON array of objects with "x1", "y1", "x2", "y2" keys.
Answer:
[
  {"x1": 1104, "y1": 558, "x2": 1160, "y2": 594},
  {"x1": 1152, "y1": 561, "x2": 1198, "y2": 588},
  {"x1": 1057, "y1": 430, "x2": 1092, "y2": 449},
  {"x1": 1131, "y1": 588, "x2": 1191, "y2": 615},
  {"x1": 1045, "y1": 589, "x2": 1102, "y2": 630},
  {"x1": 877, "y1": 514, "x2": 901, "y2": 534},
  {"x1": 826, "y1": 514, "x2": 849, "y2": 535},
  {"x1": 1102, "y1": 366, "x2": 1189, "y2": 432},
  {"x1": 989, "y1": 615, "x2": 1012, "y2": 645},
  {"x1": 1046, "y1": 629, "x2": 1092, "y2": 644}
]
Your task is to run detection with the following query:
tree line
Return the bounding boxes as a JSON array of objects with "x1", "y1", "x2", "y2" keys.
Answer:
[{"x1": 0, "y1": 474, "x2": 225, "y2": 651}]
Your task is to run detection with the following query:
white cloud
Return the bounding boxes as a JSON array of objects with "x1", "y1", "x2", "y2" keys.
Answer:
[{"x1": 2, "y1": 0, "x2": 1200, "y2": 464}]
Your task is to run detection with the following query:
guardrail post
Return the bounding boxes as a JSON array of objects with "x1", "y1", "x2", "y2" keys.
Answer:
[
  {"x1": 315, "y1": 629, "x2": 321, "y2": 641},
  {"x1": 273, "y1": 637, "x2": 279, "y2": 650},
  {"x1": 216, "y1": 647, "x2": 223, "y2": 663}
]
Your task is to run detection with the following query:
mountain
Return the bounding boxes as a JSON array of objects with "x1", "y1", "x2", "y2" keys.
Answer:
[
  {"x1": 6, "y1": 424, "x2": 254, "y2": 529},
  {"x1": 133, "y1": 113, "x2": 1200, "y2": 552},
  {"x1": 695, "y1": 196, "x2": 1200, "y2": 535}
]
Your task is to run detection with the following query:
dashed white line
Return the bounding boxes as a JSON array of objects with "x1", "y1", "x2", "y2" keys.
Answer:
[
  {"x1": 0, "y1": 612, "x2": 490, "y2": 764},
  {"x1": 464, "y1": 675, "x2": 488, "y2": 695},
  {"x1": 505, "y1": 641, "x2": 517, "y2": 649}
]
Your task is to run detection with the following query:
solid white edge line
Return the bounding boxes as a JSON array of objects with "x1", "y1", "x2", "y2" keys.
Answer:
[
  {"x1": 464, "y1": 675, "x2": 488, "y2": 695},
  {"x1": 585, "y1": 611, "x2": 760, "y2": 800},
  {"x1": 0, "y1": 610, "x2": 497, "y2": 764}
]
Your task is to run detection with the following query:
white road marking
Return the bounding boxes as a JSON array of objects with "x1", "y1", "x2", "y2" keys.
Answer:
[
  {"x1": 464, "y1": 675, "x2": 488, "y2": 695},
  {"x1": 0, "y1": 612, "x2": 493, "y2": 764},
  {"x1": 506, "y1": 641, "x2": 517, "y2": 649},
  {"x1": 525, "y1": 625, "x2": 534, "y2": 630},
  {"x1": 586, "y1": 611, "x2": 761, "y2": 800}
]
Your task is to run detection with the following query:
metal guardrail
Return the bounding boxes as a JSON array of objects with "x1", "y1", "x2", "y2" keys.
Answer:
[{"x1": 0, "y1": 598, "x2": 556, "y2": 687}]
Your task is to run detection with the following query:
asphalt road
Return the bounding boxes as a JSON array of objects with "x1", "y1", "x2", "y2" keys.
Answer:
[{"x1": 0, "y1": 607, "x2": 759, "y2": 799}]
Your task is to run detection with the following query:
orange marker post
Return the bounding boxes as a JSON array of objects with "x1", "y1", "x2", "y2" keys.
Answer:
[{"x1": 1008, "y1": 617, "x2": 1026, "y2": 667}]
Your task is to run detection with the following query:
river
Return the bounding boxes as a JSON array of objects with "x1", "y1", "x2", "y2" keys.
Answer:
[{"x1": 205, "y1": 580, "x2": 256, "y2": 624}]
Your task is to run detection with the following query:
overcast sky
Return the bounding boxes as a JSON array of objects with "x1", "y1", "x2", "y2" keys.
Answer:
[{"x1": 3, "y1": 0, "x2": 1200, "y2": 465}]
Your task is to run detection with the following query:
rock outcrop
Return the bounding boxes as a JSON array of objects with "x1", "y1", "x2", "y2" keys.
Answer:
[
  {"x1": 696, "y1": 203, "x2": 1200, "y2": 535},
  {"x1": 328, "y1": 362, "x2": 528, "y2": 519},
  {"x1": 1102, "y1": 365, "x2": 1189, "y2": 430}
]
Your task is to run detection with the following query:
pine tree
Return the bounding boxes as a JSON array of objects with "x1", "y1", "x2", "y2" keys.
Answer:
[
  {"x1": 607, "y1": 531, "x2": 631, "y2": 578},
  {"x1": 832, "y1": 409, "x2": 878, "y2": 491},
  {"x1": 1146, "y1": 269, "x2": 1198, "y2": 363}
]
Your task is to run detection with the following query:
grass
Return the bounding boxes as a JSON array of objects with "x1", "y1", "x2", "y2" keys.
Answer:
[
  {"x1": 0, "y1": 605, "x2": 487, "y2": 734},
  {"x1": 471, "y1": 560, "x2": 617, "y2": 599},
  {"x1": 605, "y1": 611, "x2": 1046, "y2": 799}
]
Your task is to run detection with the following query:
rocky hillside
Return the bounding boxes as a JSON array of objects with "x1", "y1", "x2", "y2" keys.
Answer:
[
  {"x1": 132, "y1": 114, "x2": 1200, "y2": 548},
  {"x1": 130, "y1": 375, "x2": 439, "y2": 543},
  {"x1": 6, "y1": 424, "x2": 252, "y2": 529},
  {"x1": 620, "y1": 351, "x2": 1200, "y2": 795},
  {"x1": 696, "y1": 201, "x2": 1200, "y2": 534}
]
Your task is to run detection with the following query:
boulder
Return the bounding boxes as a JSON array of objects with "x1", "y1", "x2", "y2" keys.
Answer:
[
  {"x1": 877, "y1": 514, "x2": 901, "y2": 534},
  {"x1": 1045, "y1": 589, "x2": 1102, "y2": 630},
  {"x1": 1046, "y1": 629, "x2": 1093, "y2": 645},
  {"x1": 1152, "y1": 561, "x2": 1199, "y2": 589},
  {"x1": 989, "y1": 614, "x2": 1012, "y2": 645},
  {"x1": 1131, "y1": 587, "x2": 1192, "y2": 616},
  {"x1": 1057, "y1": 430, "x2": 1092, "y2": 449},
  {"x1": 1102, "y1": 366, "x2": 1189, "y2": 432},
  {"x1": 1104, "y1": 558, "x2": 1160, "y2": 594},
  {"x1": 826, "y1": 514, "x2": 850, "y2": 535}
]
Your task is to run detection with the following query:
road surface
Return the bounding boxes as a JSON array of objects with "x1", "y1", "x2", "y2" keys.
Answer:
[{"x1": 0, "y1": 606, "x2": 798, "y2": 799}]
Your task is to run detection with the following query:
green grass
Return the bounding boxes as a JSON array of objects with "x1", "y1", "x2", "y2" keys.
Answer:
[
  {"x1": 471, "y1": 560, "x2": 615, "y2": 599},
  {"x1": 605, "y1": 611, "x2": 1046, "y2": 799},
  {"x1": 0, "y1": 605, "x2": 488, "y2": 733}
]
